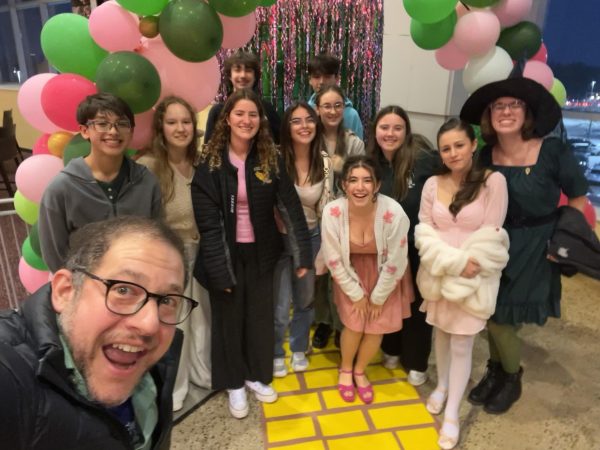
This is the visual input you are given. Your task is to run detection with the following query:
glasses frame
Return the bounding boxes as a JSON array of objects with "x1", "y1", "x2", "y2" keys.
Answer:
[
  {"x1": 490, "y1": 100, "x2": 525, "y2": 113},
  {"x1": 289, "y1": 117, "x2": 317, "y2": 126},
  {"x1": 73, "y1": 268, "x2": 197, "y2": 325},
  {"x1": 86, "y1": 120, "x2": 133, "y2": 133},
  {"x1": 318, "y1": 102, "x2": 344, "y2": 112}
]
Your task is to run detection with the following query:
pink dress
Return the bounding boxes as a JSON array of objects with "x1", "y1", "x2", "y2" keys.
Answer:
[
  {"x1": 419, "y1": 172, "x2": 508, "y2": 335},
  {"x1": 333, "y1": 238, "x2": 412, "y2": 334}
]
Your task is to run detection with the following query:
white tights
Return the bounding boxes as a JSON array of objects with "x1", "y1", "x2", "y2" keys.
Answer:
[{"x1": 433, "y1": 328, "x2": 475, "y2": 436}]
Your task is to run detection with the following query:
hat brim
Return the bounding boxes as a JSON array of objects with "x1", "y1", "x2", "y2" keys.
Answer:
[{"x1": 460, "y1": 78, "x2": 562, "y2": 137}]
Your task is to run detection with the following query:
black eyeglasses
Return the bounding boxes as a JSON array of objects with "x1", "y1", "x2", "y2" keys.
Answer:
[
  {"x1": 73, "y1": 269, "x2": 197, "y2": 325},
  {"x1": 86, "y1": 120, "x2": 133, "y2": 133}
]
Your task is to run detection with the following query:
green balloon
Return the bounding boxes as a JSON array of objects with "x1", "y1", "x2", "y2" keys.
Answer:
[
  {"x1": 209, "y1": 0, "x2": 257, "y2": 17},
  {"x1": 410, "y1": 12, "x2": 457, "y2": 50},
  {"x1": 160, "y1": 0, "x2": 223, "y2": 62},
  {"x1": 95, "y1": 52, "x2": 161, "y2": 114},
  {"x1": 497, "y1": 21, "x2": 542, "y2": 60},
  {"x1": 41, "y1": 13, "x2": 108, "y2": 81},
  {"x1": 403, "y1": 0, "x2": 458, "y2": 24},
  {"x1": 116, "y1": 0, "x2": 169, "y2": 16},
  {"x1": 257, "y1": 0, "x2": 276, "y2": 6},
  {"x1": 14, "y1": 191, "x2": 40, "y2": 225},
  {"x1": 550, "y1": 78, "x2": 567, "y2": 107},
  {"x1": 472, "y1": 125, "x2": 485, "y2": 149},
  {"x1": 462, "y1": 0, "x2": 500, "y2": 6},
  {"x1": 29, "y1": 222, "x2": 42, "y2": 257},
  {"x1": 22, "y1": 237, "x2": 48, "y2": 271},
  {"x1": 63, "y1": 134, "x2": 91, "y2": 165}
]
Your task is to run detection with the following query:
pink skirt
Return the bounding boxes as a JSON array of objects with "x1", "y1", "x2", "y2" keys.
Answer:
[{"x1": 333, "y1": 254, "x2": 413, "y2": 334}]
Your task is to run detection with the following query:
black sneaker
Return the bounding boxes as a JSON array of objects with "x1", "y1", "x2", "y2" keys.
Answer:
[
  {"x1": 484, "y1": 367, "x2": 523, "y2": 414},
  {"x1": 468, "y1": 360, "x2": 504, "y2": 406},
  {"x1": 312, "y1": 323, "x2": 332, "y2": 349}
]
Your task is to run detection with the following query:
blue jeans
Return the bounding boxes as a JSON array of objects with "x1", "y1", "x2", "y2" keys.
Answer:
[{"x1": 273, "y1": 228, "x2": 321, "y2": 358}]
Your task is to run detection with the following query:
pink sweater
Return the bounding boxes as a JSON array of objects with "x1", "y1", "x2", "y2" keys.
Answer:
[{"x1": 229, "y1": 151, "x2": 255, "y2": 243}]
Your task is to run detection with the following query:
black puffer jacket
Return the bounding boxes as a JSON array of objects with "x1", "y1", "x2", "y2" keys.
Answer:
[
  {"x1": 0, "y1": 285, "x2": 182, "y2": 450},
  {"x1": 192, "y1": 146, "x2": 312, "y2": 291}
]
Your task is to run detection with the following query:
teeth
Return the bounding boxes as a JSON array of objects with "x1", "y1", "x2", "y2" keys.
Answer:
[{"x1": 112, "y1": 343, "x2": 142, "y2": 353}]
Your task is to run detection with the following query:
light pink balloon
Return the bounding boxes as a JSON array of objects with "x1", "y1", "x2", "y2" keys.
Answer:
[
  {"x1": 435, "y1": 38, "x2": 470, "y2": 71},
  {"x1": 130, "y1": 109, "x2": 155, "y2": 150},
  {"x1": 141, "y1": 38, "x2": 220, "y2": 112},
  {"x1": 41, "y1": 73, "x2": 98, "y2": 132},
  {"x1": 19, "y1": 257, "x2": 51, "y2": 293},
  {"x1": 530, "y1": 42, "x2": 548, "y2": 63},
  {"x1": 454, "y1": 11, "x2": 501, "y2": 57},
  {"x1": 492, "y1": 0, "x2": 533, "y2": 27},
  {"x1": 219, "y1": 12, "x2": 257, "y2": 49},
  {"x1": 32, "y1": 133, "x2": 51, "y2": 155},
  {"x1": 456, "y1": 2, "x2": 470, "y2": 18},
  {"x1": 89, "y1": 0, "x2": 141, "y2": 52},
  {"x1": 523, "y1": 60, "x2": 553, "y2": 90},
  {"x1": 17, "y1": 74, "x2": 61, "y2": 134},
  {"x1": 15, "y1": 154, "x2": 64, "y2": 203}
]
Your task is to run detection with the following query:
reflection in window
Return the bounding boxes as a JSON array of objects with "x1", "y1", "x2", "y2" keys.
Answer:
[{"x1": 0, "y1": 11, "x2": 18, "y2": 83}]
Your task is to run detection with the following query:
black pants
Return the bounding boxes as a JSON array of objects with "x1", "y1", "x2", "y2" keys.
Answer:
[{"x1": 210, "y1": 243, "x2": 274, "y2": 390}]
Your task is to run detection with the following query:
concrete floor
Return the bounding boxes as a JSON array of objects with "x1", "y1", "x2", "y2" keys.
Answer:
[{"x1": 172, "y1": 272, "x2": 600, "y2": 450}]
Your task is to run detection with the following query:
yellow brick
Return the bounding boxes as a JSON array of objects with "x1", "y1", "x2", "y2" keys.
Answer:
[
  {"x1": 304, "y1": 368, "x2": 338, "y2": 389},
  {"x1": 371, "y1": 381, "x2": 420, "y2": 403},
  {"x1": 365, "y1": 364, "x2": 407, "y2": 382},
  {"x1": 368, "y1": 404, "x2": 434, "y2": 429},
  {"x1": 272, "y1": 373, "x2": 301, "y2": 393},
  {"x1": 327, "y1": 432, "x2": 401, "y2": 450},
  {"x1": 317, "y1": 410, "x2": 369, "y2": 437},
  {"x1": 396, "y1": 427, "x2": 440, "y2": 450},
  {"x1": 266, "y1": 417, "x2": 316, "y2": 443},
  {"x1": 270, "y1": 441, "x2": 326, "y2": 450},
  {"x1": 307, "y1": 352, "x2": 340, "y2": 369},
  {"x1": 321, "y1": 388, "x2": 361, "y2": 409},
  {"x1": 263, "y1": 392, "x2": 322, "y2": 418}
]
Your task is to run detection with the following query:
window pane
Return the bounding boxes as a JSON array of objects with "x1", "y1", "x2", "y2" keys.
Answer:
[
  {"x1": 16, "y1": 7, "x2": 46, "y2": 78},
  {"x1": 48, "y1": 2, "x2": 73, "y2": 16},
  {"x1": 0, "y1": 11, "x2": 19, "y2": 83}
]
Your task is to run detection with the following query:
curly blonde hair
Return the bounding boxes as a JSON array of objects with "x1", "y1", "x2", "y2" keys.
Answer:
[{"x1": 201, "y1": 89, "x2": 279, "y2": 176}]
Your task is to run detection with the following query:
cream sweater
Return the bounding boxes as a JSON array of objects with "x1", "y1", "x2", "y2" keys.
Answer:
[{"x1": 319, "y1": 195, "x2": 410, "y2": 305}]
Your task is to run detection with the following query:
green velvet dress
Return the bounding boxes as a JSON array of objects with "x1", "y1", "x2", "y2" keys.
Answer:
[{"x1": 479, "y1": 137, "x2": 588, "y2": 325}]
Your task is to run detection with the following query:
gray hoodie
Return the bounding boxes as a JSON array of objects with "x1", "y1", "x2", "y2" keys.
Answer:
[{"x1": 38, "y1": 157, "x2": 162, "y2": 273}]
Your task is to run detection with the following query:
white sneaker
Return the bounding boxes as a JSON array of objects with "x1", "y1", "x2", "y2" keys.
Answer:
[
  {"x1": 273, "y1": 358, "x2": 288, "y2": 378},
  {"x1": 245, "y1": 380, "x2": 278, "y2": 403},
  {"x1": 291, "y1": 352, "x2": 309, "y2": 372},
  {"x1": 382, "y1": 352, "x2": 400, "y2": 370},
  {"x1": 227, "y1": 387, "x2": 249, "y2": 419},
  {"x1": 408, "y1": 370, "x2": 428, "y2": 386}
]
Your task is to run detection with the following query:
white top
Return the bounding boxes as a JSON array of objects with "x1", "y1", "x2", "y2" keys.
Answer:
[{"x1": 296, "y1": 180, "x2": 324, "y2": 229}]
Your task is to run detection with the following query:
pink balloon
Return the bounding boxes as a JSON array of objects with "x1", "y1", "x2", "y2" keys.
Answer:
[
  {"x1": 523, "y1": 60, "x2": 553, "y2": 90},
  {"x1": 584, "y1": 199, "x2": 597, "y2": 228},
  {"x1": 17, "y1": 74, "x2": 61, "y2": 134},
  {"x1": 41, "y1": 73, "x2": 98, "y2": 132},
  {"x1": 492, "y1": 0, "x2": 533, "y2": 27},
  {"x1": 141, "y1": 38, "x2": 220, "y2": 112},
  {"x1": 530, "y1": 42, "x2": 548, "y2": 63},
  {"x1": 558, "y1": 192, "x2": 568, "y2": 207},
  {"x1": 130, "y1": 109, "x2": 155, "y2": 150},
  {"x1": 89, "y1": 0, "x2": 141, "y2": 52},
  {"x1": 19, "y1": 257, "x2": 51, "y2": 293},
  {"x1": 454, "y1": 11, "x2": 501, "y2": 57},
  {"x1": 32, "y1": 133, "x2": 51, "y2": 155},
  {"x1": 15, "y1": 154, "x2": 64, "y2": 203},
  {"x1": 219, "y1": 12, "x2": 257, "y2": 49},
  {"x1": 456, "y1": 2, "x2": 470, "y2": 18},
  {"x1": 435, "y1": 38, "x2": 470, "y2": 71}
]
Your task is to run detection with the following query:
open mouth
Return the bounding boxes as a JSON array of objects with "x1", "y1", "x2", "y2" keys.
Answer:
[{"x1": 103, "y1": 343, "x2": 147, "y2": 370}]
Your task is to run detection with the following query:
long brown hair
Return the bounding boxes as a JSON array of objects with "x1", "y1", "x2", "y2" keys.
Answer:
[
  {"x1": 315, "y1": 84, "x2": 347, "y2": 158},
  {"x1": 149, "y1": 96, "x2": 198, "y2": 204},
  {"x1": 201, "y1": 88, "x2": 278, "y2": 175},
  {"x1": 367, "y1": 105, "x2": 433, "y2": 200},
  {"x1": 437, "y1": 118, "x2": 491, "y2": 217},
  {"x1": 280, "y1": 102, "x2": 325, "y2": 185}
]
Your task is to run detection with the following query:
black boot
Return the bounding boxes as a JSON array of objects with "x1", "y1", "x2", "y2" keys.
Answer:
[
  {"x1": 468, "y1": 360, "x2": 504, "y2": 405},
  {"x1": 484, "y1": 367, "x2": 523, "y2": 414},
  {"x1": 312, "y1": 323, "x2": 332, "y2": 349}
]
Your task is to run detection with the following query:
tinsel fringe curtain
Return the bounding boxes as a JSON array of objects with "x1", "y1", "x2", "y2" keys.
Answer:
[{"x1": 218, "y1": 0, "x2": 384, "y2": 133}]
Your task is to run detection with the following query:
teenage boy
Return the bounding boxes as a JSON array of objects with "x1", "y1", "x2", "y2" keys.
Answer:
[
  {"x1": 39, "y1": 93, "x2": 162, "y2": 273},
  {"x1": 204, "y1": 50, "x2": 281, "y2": 143},
  {"x1": 307, "y1": 53, "x2": 364, "y2": 139}
]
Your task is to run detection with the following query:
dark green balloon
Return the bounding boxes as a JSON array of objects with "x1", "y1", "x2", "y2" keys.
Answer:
[
  {"x1": 209, "y1": 0, "x2": 257, "y2": 17},
  {"x1": 462, "y1": 0, "x2": 500, "y2": 6},
  {"x1": 63, "y1": 134, "x2": 91, "y2": 165},
  {"x1": 22, "y1": 237, "x2": 48, "y2": 271},
  {"x1": 403, "y1": 0, "x2": 458, "y2": 25},
  {"x1": 410, "y1": 11, "x2": 457, "y2": 51},
  {"x1": 95, "y1": 52, "x2": 161, "y2": 114},
  {"x1": 29, "y1": 222, "x2": 42, "y2": 257},
  {"x1": 160, "y1": 0, "x2": 223, "y2": 62},
  {"x1": 497, "y1": 21, "x2": 542, "y2": 60},
  {"x1": 257, "y1": 0, "x2": 276, "y2": 6}
]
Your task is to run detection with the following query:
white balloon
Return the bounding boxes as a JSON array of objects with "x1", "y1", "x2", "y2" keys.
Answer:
[{"x1": 463, "y1": 46, "x2": 513, "y2": 93}]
